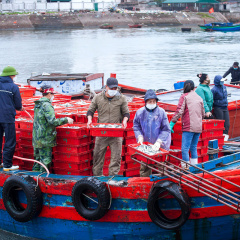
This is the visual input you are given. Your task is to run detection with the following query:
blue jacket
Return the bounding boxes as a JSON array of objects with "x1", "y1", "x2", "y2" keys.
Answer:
[
  {"x1": 0, "y1": 76, "x2": 22, "y2": 123},
  {"x1": 133, "y1": 106, "x2": 171, "y2": 150},
  {"x1": 211, "y1": 75, "x2": 228, "y2": 108}
]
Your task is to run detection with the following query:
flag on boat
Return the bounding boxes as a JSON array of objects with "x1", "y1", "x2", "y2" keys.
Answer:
[{"x1": 209, "y1": 7, "x2": 214, "y2": 14}]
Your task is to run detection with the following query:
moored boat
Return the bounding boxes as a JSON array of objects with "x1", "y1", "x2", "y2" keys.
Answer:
[
  {"x1": 199, "y1": 22, "x2": 240, "y2": 32},
  {"x1": 2, "y1": 73, "x2": 240, "y2": 239},
  {"x1": 99, "y1": 24, "x2": 114, "y2": 29},
  {"x1": 128, "y1": 24, "x2": 143, "y2": 28}
]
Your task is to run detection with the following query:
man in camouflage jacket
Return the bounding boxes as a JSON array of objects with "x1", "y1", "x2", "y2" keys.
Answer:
[{"x1": 32, "y1": 86, "x2": 72, "y2": 172}]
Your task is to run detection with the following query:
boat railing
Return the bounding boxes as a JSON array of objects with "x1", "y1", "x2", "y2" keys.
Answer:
[{"x1": 131, "y1": 153, "x2": 240, "y2": 213}]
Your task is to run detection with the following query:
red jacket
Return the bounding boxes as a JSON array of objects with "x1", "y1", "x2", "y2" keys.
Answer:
[{"x1": 172, "y1": 91, "x2": 205, "y2": 133}]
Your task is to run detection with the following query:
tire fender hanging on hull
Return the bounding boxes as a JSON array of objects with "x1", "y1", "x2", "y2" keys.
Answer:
[
  {"x1": 72, "y1": 177, "x2": 111, "y2": 221},
  {"x1": 2, "y1": 174, "x2": 43, "y2": 222},
  {"x1": 147, "y1": 180, "x2": 191, "y2": 230}
]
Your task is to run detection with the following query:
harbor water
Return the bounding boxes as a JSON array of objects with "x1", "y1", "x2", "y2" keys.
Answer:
[{"x1": 0, "y1": 26, "x2": 240, "y2": 90}]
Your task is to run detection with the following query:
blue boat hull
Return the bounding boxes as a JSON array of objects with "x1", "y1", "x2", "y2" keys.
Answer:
[{"x1": 1, "y1": 209, "x2": 240, "y2": 240}]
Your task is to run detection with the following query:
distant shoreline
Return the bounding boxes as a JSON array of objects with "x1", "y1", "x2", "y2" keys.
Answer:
[{"x1": 0, "y1": 12, "x2": 239, "y2": 31}]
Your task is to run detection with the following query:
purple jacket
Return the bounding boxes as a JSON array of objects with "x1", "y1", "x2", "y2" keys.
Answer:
[{"x1": 133, "y1": 106, "x2": 171, "y2": 150}]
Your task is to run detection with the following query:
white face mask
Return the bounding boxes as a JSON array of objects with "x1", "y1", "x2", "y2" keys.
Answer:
[
  {"x1": 50, "y1": 95, "x2": 54, "y2": 103},
  {"x1": 108, "y1": 90, "x2": 117, "y2": 97},
  {"x1": 146, "y1": 103, "x2": 157, "y2": 110}
]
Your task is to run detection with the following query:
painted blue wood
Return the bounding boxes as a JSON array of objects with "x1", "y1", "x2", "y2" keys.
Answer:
[
  {"x1": 0, "y1": 209, "x2": 239, "y2": 240},
  {"x1": 208, "y1": 139, "x2": 218, "y2": 160}
]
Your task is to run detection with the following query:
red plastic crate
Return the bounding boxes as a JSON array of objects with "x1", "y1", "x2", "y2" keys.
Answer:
[
  {"x1": 127, "y1": 120, "x2": 133, "y2": 128},
  {"x1": 20, "y1": 138, "x2": 32, "y2": 146},
  {"x1": 128, "y1": 142, "x2": 169, "y2": 165},
  {"x1": 22, "y1": 153, "x2": 34, "y2": 159},
  {"x1": 53, "y1": 150, "x2": 93, "y2": 163},
  {"x1": 124, "y1": 167, "x2": 140, "y2": 177},
  {"x1": 55, "y1": 143, "x2": 91, "y2": 154},
  {"x1": 89, "y1": 123, "x2": 125, "y2": 137},
  {"x1": 18, "y1": 121, "x2": 33, "y2": 130},
  {"x1": 53, "y1": 167, "x2": 92, "y2": 176},
  {"x1": 125, "y1": 158, "x2": 141, "y2": 168},
  {"x1": 19, "y1": 129, "x2": 32, "y2": 139},
  {"x1": 198, "y1": 154, "x2": 209, "y2": 163},
  {"x1": 124, "y1": 136, "x2": 137, "y2": 145},
  {"x1": 56, "y1": 136, "x2": 92, "y2": 145},
  {"x1": 52, "y1": 160, "x2": 90, "y2": 170},
  {"x1": 201, "y1": 128, "x2": 224, "y2": 139},
  {"x1": 169, "y1": 147, "x2": 182, "y2": 166},
  {"x1": 21, "y1": 145, "x2": 34, "y2": 154},
  {"x1": 202, "y1": 119, "x2": 225, "y2": 130},
  {"x1": 56, "y1": 124, "x2": 89, "y2": 137},
  {"x1": 124, "y1": 128, "x2": 135, "y2": 137}
]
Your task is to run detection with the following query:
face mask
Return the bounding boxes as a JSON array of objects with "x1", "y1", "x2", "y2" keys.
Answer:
[
  {"x1": 220, "y1": 81, "x2": 224, "y2": 86},
  {"x1": 205, "y1": 79, "x2": 210, "y2": 85},
  {"x1": 146, "y1": 103, "x2": 157, "y2": 110},
  {"x1": 108, "y1": 90, "x2": 117, "y2": 97},
  {"x1": 233, "y1": 67, "x2": 238, "y2": 70},
  {"x1": 50, "y1": 95, "x2": 54, "y2": 103}
]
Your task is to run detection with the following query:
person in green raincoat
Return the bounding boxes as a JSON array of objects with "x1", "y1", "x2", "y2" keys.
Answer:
[{"x1": 32, "y1": 85, "x2": 74, "y2": 172}]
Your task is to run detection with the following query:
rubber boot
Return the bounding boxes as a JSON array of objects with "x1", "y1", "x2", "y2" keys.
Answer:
[{"x1": 190, "y1": 158, "x2": 198, "y2": 165}]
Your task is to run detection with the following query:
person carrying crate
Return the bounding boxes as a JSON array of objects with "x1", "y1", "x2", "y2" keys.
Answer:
[
  {"x1": 32, "y1": 85, "x2": 74, "y2": 172},
  {"x1": 0, "y1": 66, "x2": 22, "y2": 171},
  {"x1": 133, "y1": 89, "x2": 171, "y2": 177},
  {"x1": 87, "y1": 78, "x2": 130, "y2": 176}
]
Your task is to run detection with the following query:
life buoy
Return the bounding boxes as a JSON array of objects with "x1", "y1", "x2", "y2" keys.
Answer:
[
  {"x1": 2, "y1": 175, "x2": 43, "y2": 222},
  {"x1": 72, "y1": 177, "x2": 111, "y2": 221},
  {"x1": 147, "y1": 180, "x2": 191, "y2": 230}
]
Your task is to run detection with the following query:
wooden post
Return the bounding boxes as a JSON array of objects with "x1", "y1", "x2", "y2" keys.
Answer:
[{"x1": 209, "y1": 139, "x2": 218, "y2": 160}]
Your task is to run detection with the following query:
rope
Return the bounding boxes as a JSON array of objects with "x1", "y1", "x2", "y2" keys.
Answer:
[{"x1": 107, "y1": 175, "x2": 115, "y2": 209}]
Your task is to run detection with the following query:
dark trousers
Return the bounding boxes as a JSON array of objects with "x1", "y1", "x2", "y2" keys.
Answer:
[
  {"x1": 213, "y1": 107, "x2": 230, "y2": 134},
  {"x1": 0, "y1": 123, "x2": 16, "y2": 168}
]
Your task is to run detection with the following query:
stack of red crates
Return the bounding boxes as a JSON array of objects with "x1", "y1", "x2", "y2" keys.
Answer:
[
  {"x1": 15, "y1": 117, "x2": 34, "y2": 170},
  {"x1": 2, "y1": 131, "x2": 22, "y2": 167},
  {"x1": 53, "y1": 124, "x2": 93, "y2": 176},
  {"x1": 171, "y1": 119, "x2": 225, "y2": 163}
]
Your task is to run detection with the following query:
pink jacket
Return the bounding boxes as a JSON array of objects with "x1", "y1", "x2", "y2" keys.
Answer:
[{"x1": 171, "y1": 91, "x2": 205, "y2": 133}]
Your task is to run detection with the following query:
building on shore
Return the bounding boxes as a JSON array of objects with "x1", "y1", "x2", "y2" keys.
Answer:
[
  {"x1": 162, "y1": 0, "x2": 220, "y2": 12},
  {"x1": 219, "y1": 1, "x2": 240, "y2": 12}
]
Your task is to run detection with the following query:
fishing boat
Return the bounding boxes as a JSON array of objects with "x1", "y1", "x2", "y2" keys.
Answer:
[
  {"x1": 99, "y1": 24, "x2": 114, "y2": 29},
  {"x1": 199, "y1": 22, "x2": 240, "y2": 32},
  {"x1": 1, "y1": 148, "x2": 240, "y2": 239},
  {"x1": 128, "y1": 24, "x2": 143, "y2": 28},
  {"x1": 2, "y1": 74, "x2": 240, "y2": 239},
  {"x1": 181, "y1": 27, "x2": 191, "y2": 32}
]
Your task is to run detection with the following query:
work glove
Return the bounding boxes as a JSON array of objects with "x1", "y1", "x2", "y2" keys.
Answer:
[
  {"x1": 169, "y1": 121, "x2": 176, "y2": 133},
  {"x1": 152, "y1": 139, "x2": 162, "y2": 151},
  {"x1": 137, "y1": 135, "x2": 144, "y2": 145},
  {"x1": 66, "y1": 117, "x2": 74, "y2": 124}
]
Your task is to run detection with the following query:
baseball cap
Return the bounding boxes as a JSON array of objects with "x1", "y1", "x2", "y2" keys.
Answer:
[{"x1": 106, "y1": 78, "x2": 118, "y2": 88}]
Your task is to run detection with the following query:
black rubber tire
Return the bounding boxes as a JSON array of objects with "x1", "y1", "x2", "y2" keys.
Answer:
[
  {"x1": 147, "y1": 180, "x2": 191, "y2": 230},
  {"x1": 2, "y1": 175, "x2": 43, "y2": 222},
  {"x1": 72, "y1": 177, "x2": 111, "y2": 221}
]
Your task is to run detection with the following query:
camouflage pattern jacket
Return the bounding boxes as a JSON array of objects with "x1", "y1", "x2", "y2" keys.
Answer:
[{"x1": 32, "y1": 97, "x2": 68, "y2": 148}]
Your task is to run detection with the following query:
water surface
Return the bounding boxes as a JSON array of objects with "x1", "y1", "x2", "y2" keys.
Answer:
[{"x1": 0, "y1": 27, "x2": 240, "y2": 90}]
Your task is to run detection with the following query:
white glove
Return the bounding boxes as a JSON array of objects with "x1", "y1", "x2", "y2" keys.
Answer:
[
  {"x1": 66, "y1": 117, "x2": 74, "y2": 124},
  {"x1": 137, "y1": 135, "x2": 144, "y2": 145},
  {"x1": 152, "y1": 140, "x2": 162, "y2": 151}
]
